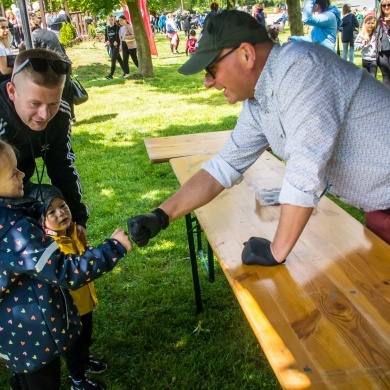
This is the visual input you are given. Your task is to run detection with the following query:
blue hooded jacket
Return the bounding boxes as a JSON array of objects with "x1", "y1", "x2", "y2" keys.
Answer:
[
  {"x1": 290, "y1": 0, "x2": 342, "y2": 51},
  {"x1": 0, "y1": 197, "x2": 127, "y2": 373}
]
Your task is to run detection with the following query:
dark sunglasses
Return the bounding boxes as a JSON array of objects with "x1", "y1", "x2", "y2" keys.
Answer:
[
  {"x1": 11, "y1": 58, "x2": 69, "y2": 82},
  {"x1": 205, "y1": 47, "x2": 239, "y2": 79},
  {"x1": 382, "y1": 3, "x2": 390, "y2": 7}
]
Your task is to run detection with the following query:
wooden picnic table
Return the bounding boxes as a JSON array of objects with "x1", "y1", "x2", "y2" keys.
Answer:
[
  {"x1": 144, "y1": 130, "x2": 232, "y2": 163},
  {"x1": 169, "y1": 151, "x2": 390, "y2": 390}
]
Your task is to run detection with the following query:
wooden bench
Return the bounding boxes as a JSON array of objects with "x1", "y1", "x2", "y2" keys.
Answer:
[
  {"x1": 168, "y1": 151, "x2": 390, "y2": 389},
  {"x1": 144, "y1": 130, "x2": 232, "y2": 163}
]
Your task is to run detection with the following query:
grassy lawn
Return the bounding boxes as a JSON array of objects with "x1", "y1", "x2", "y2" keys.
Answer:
[{"x1": 0, "y1": 26, "x2": 366, "y2": 389}]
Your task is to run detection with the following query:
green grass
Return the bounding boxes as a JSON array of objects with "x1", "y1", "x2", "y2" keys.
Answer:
[{"x1": 0, "y1": 30, "x2": 365, "y2": 389}]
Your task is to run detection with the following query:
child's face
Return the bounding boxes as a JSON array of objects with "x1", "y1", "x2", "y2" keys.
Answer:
[
  {"x1": 108, "y1": 17, "x2": 115, "y2": 25},
  {"x1": 365, "y1": 19, "x2": 376, "y2": 31},
  {"x1": 0, "y1": 148, "x2": 25, "y2": 198},
  {"x1": 45, "y1": 197, "x2": 72, "y2": 232}
]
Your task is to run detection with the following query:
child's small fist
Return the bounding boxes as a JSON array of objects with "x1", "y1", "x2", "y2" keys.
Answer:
[{"x1": 111, "y1": 229, "x2": 132, "y2": 252}]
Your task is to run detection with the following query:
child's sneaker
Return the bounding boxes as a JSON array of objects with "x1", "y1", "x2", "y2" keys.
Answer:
[
  {"x1": 105, "y1": 74, "x2": 113, "y2": 80},
  {"x1": 85, "y1": 356, "x2": 107, "y2": 374},
  {"x1": 71, "y1": 378, "x2": 105, "y2": 390}
]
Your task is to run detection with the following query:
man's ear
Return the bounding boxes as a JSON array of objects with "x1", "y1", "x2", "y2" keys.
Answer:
[
  {"x1": 6, "y1": 81, "x2": 16, "y2": 102},
  {"x1": 239, "y1": 43, "x2": 256, "y2": 69}
]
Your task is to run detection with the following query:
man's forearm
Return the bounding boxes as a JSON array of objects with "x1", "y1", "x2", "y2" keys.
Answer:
[
  {"x1": 159, "y1": 169, "x2": 225, "y2": 223},
  {"x1": 271, "y1": 204, "x2": 314, "y2": 261}
]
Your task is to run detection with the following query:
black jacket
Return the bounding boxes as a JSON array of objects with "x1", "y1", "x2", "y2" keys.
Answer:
[
  {"x1": 105, "y1": 24, "x2": 121, "y2": 45},
  {"x1": 340, "y1": 13, "x2": 359, "y2": 43},
  {"x1": 0, "y1": 81, "x2": 89, "y2": 226}
]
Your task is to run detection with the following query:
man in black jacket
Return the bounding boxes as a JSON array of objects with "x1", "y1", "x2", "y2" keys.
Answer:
[
  {"x1": 104, "y1": 15, "x2": 125, "y2": 79},
  {"x1": 0, "y1": 48, "x2": 89, "y2": 244}
]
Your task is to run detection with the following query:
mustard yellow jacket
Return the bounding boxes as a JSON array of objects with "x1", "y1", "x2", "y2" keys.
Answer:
[{"x1": 48, "y1": 223, "x2": 98, "y2": 315}]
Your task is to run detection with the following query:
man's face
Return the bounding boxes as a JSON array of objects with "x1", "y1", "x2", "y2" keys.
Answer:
[
  {"x1": 6, "y1": 77, "x2": 63, "y2": 131},
  {"x1": 204, "y1": 47, "x2": 253, "y2": 104}
]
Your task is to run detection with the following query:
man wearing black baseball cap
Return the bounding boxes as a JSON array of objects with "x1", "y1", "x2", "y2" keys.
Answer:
[
  {"x1": 128, "y1": 10, "x2": 390, "y2": 264},
  {"x1": 178, "y1": 9, "x2": 270, "y2": 76}
]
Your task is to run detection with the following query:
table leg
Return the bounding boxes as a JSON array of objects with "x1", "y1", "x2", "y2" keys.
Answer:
[{"x1": 185, "y1": 213, "x2": 203, "y2": 313}]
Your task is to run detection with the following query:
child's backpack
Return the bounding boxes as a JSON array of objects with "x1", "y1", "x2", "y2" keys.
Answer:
[{"x1": 188, "y1": 38, "x2": 197, "y2": 53}]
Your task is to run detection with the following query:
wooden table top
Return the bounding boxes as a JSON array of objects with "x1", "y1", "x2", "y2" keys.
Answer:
[
  {"x1": 169, "y1": 151, "x2": 390, "y2": 390},
  {"x1": 144, "y1": 130, "x2": 232, "y2": 163}
]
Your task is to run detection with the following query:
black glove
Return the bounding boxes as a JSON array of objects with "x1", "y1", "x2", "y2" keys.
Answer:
[
  {"x1": 127, "y1": 208, "x2": 169, "y2": 247},
  {"x1": 242, "y1": 237, "x2": 286, "y2": 266}
]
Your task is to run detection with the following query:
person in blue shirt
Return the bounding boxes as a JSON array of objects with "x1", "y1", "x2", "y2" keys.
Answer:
[{"x1": 289, "y1": 0, "x2": 342, "y2": 51}]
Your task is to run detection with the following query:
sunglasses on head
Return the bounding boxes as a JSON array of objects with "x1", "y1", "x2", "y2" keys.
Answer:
[{"x1": 11, "y1": 58, "x2": 69, "y2": 82}]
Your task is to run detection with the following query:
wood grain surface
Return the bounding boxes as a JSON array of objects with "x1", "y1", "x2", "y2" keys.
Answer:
[{"x1": 169, "y1": 152, "x2": 390, "y2": 390}]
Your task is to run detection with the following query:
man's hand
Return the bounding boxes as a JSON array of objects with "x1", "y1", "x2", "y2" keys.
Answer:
[
  {"x1": 111, "y1": 228, "x2": 132, "y2": 252},
  {"x1": 76, "y1": 224, "x2": 87, "y2": 247},
  {"x1": 242, "y1": 237, "x2": 286, "y2": 266},
  {"x1": 127, "y1": 208, "x2": 169, "y2": 247}
]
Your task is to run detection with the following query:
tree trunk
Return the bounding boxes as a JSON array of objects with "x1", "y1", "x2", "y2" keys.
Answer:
[
  {"x1": 226, "y1": 0, "x2": 235, "y2": 9},
  {"x1": 286, "y1": 0, "x2": 304, "y2": 36},
  {"x1": 126, "y1": 0, "x2": 154, "y2": 77}
]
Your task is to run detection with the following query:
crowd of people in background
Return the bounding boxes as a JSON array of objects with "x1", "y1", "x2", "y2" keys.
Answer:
[{"x1": 2, "y1": 2, "x2": 389, "y2": 86}]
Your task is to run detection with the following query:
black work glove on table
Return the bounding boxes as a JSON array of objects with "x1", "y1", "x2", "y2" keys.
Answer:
[
  {"x1": 242, "y1": 237, "x2": 286, "y2": 266},
  {"x1": 127, "y1": 208, "x2": 169, "y2": 247}
]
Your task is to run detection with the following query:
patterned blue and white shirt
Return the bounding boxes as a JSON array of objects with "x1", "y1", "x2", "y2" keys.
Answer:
[{"x1": 203, "y1": 42, "x2": 390, "y2": 212}]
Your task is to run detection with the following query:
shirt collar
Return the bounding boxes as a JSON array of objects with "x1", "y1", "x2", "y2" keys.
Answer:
[{"x1": 254, "y1": 44, "x2": 281, "y2": 102}]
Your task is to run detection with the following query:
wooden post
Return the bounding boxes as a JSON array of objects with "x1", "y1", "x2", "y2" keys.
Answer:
[
  {"x1": 38, "y1": 0, "x2": 47, "y2": 29},
  {"x1": 17, "y1": 0, "x2": 33, "y2": 49},
  {"x1": 1, "y1": 3, "x2": 5, "y2": 17}
]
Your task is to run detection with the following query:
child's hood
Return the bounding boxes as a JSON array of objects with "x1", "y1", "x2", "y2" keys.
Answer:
[{"x1": 0, "y1": 197, "x2": 44, "y2": 240}]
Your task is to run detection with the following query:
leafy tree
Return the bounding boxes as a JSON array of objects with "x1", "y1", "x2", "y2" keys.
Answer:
[
  {"x1": 1, "y1": 0, "x2": 14, "y2": 11},
  {"x1": 59, "y1": 21, "x2": 77, "y2": 46}
]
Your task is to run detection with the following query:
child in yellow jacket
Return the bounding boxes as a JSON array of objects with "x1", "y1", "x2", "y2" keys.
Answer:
[{"x1": 41, "y1": 185, "x2": 107, "y2": 390}]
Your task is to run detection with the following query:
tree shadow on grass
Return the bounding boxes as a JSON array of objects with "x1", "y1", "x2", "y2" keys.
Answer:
[
  {"x1": 143, "y1": 115, "x2": 238, "y2": 139},
  {"x1": 73, "y1": 113, "x2": 118, "y2": 126},
  {"x1": 73, "y1": 115, "x2": 238, "y2": 148},
  {"x1": 74, "y1": 62, "x2": 215, "y2": 97},
  {"x1": 74, "y1": 63, "x2": 130, "y2": 87}
]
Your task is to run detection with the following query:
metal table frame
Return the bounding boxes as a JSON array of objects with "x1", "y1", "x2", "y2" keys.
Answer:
[{"x1": 185, "y1": 213, "x2": 214, "y2": 313}]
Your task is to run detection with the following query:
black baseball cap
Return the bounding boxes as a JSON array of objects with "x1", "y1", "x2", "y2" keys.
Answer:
[{"x1": 178, "y1": 10, "x2": 269, "y2": 75}]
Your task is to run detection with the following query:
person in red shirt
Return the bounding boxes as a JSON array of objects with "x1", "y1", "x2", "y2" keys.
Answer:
[{"x1": 185, "y1": 29, "x2": 197, "y2": 57}]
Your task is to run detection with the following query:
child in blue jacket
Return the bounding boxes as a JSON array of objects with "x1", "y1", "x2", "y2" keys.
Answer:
[
  {"x1": 0, "y1": 140, "x2": 131, "y2": 389},
  {"x1": 289, "y1": 0, "x2": 342, "y2": 51}
]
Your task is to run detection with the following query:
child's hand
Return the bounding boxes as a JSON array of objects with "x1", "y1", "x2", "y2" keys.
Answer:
[{"x1": 111, "y1": 228, "x2": 132, "y2": 252}]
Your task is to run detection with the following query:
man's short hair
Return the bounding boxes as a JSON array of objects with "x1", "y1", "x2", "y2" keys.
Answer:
[{"x1": 13, "y1": 48, "x2": 67, "y2": 87}]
